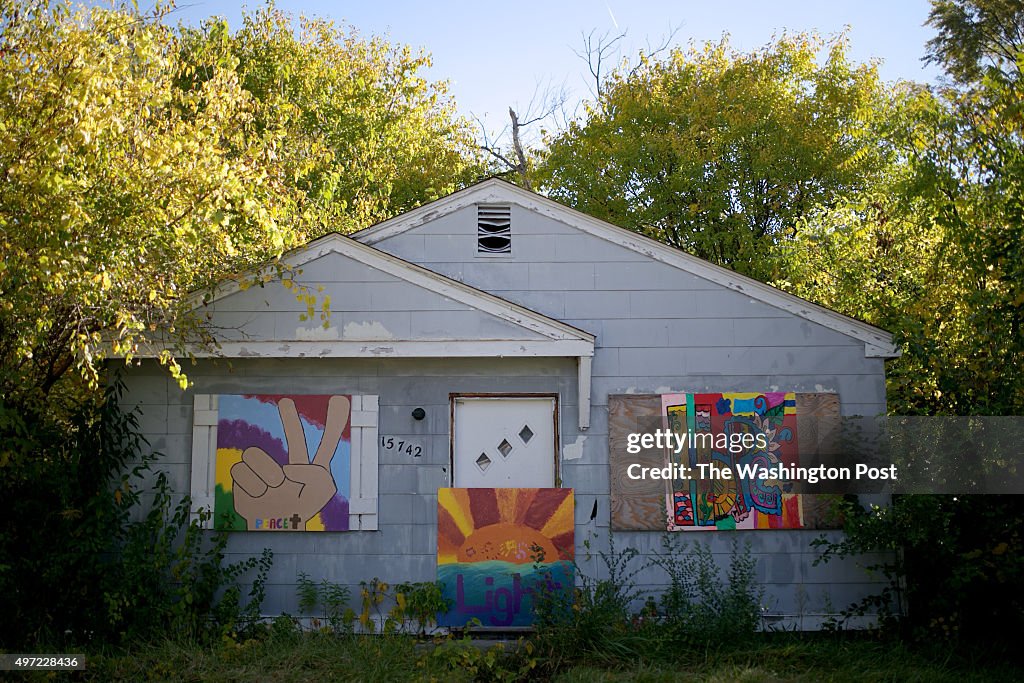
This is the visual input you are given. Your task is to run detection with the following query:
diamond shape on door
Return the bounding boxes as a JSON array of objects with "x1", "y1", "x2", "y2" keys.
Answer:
[
  {"x1": 498, "y1": 439, "x2": 513, "y2": 458},
  {"x1": 475, "y1": 453, "x2": 492, "y2": 473},
  {"x1": 519, "y1": 425, "x2": 534, "y2": 444}
]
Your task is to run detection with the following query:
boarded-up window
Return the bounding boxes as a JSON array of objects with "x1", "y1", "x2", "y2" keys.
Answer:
[
  {"x1": 190, "y1": 394, "x2": 379, "y2": 531},
  {"x1": 609, "y1": 392, "x2": 841, "y2": 531}
]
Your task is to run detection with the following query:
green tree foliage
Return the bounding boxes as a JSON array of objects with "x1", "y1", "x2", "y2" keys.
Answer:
[
  {"x1": 0, "y1": 0, "x2": 476, "y2": 645},
  {"x1": 792, "y1": 0, "x2": 1024, "y2": 646},
  {"x1": 538, "y1": 34, "x2": 897, "y2": 281},
  {"x1": 178, "y1": 4, "x2": 481, "y2": 232},
  {"x1": 925, "y1": 0, "x2": 1024, "y2": 83},
  {"x1": 0, "y1": 0, "x2": 306, "y2": 403},
  {"x1": 779, "y1": 1, "x2": 1024, "y2": 416},
  {"x1": 0, "y1": 1, "x2": 480, "y2": 408}
]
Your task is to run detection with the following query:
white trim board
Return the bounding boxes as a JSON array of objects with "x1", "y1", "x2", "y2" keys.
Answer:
[
  {"x1": 352, "y1": 178, "x2": 900, "y2": 359},
  {"x1": 172, "y1": 339, "x2": 594, "y2": 359}
]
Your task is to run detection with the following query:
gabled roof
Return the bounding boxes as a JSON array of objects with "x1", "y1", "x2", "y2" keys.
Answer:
[
  {"x1": 129, "y1": 232, "x2": 598, "y2": 429},
  {"x1": 352, "y1": 178, "x2": 900, "y2": 358},
  {"x1": 176, "y1": 231, "x2": 595, "y2": 360}
]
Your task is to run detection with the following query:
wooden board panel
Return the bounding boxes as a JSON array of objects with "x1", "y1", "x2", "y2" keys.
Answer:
[
  {"x1": 608, "y1": 392, "x2": 844, "y2": 531},
  {"x1": 795, "y1": 393, "x2": 842, "y2": 529},
  {"x1": 609, "y1": 394, "x2": 666, "y2": 530}
]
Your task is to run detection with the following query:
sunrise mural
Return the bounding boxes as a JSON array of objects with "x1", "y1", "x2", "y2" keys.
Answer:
[{"x1": 437, "y1": 488, "x2": 574, "y2": 627}]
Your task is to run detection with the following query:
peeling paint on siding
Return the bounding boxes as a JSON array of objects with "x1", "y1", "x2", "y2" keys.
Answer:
[
  {"x1": 296, "y1": 325, "x2": 342, "y2": 341},
  {"x1": 342, "y1": 321, "x2": 394, "y2": 340},
  {"x1": 562, "y1": 435, "x2": 587, "y2": 461}
]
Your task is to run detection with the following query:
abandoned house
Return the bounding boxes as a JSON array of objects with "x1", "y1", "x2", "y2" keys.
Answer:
[{"x1": 118, "y1": 178, "x2": 898, "y2": 628}]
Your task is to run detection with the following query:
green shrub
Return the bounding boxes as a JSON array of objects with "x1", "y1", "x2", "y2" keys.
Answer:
[
  {"x1": 649, "y1": 535, "x2": 763, "y2": 645},
  {"x1": 813, "y1": 494, "x2": 1024, "y2": 644},
  {"x1": 113, "y1": 473, "x2": 274, "y2": 642},
  {"x1": 427, "y1": 633, "x2": 538, "y2": 682},
  {"x1": 0, "y1": 378, "x2": 272, "y2": 647},
  {"x1": 351, "y1": 577, "x2": 449, "y2": 635},
  {"x1": 393, "y1": 580, "x2": 449, "y2": 636},
  {"x1": 297, "y1": 572, "x2": 354, "y2": 633},
  {"x1": 0, "y1": 380, "x2": 145, "y2": 646},
  {"x1": 531, "y1": 532, "x2": 657, "y2": 667}
]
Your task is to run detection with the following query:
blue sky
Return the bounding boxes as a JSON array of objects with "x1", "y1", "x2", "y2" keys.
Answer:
[{"x1": 166, "y1": 1, "x2": 944, "y2": 132}]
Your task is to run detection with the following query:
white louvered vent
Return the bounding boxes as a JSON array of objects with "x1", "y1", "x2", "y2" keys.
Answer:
[{"x1": 477, "y1": 204, "x2": 511, "y2": 254}]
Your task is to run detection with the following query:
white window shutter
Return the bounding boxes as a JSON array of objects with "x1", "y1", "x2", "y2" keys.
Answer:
[
  {"x1": 189, "y1": 394, "x2": 218, "y2": 528},
  {"x1": 348, "y1": 395, "x2": 379, "y2": 530}
]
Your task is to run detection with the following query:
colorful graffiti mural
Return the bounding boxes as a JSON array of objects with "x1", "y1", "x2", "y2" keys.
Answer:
[
  {"x1": 215, "y1": 394, "x2": 351, "y2": 531},
  {"x1": 663, "y1": 392, "x2": 802, "y2": 531},
  {"x1": 437, "y1": 488, "x2": 574, "y2": 627}
]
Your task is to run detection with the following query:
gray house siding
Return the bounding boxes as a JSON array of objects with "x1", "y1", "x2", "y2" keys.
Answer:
[
  {"x1": 124, "y1": 355, "x2": 579, "y2": 615},
  {"x1": 366, "y1": 202, "x2": 890, "y2": 617},
  {"x1": 206, "y1": 252, "x2": 551, "y2": 344},
  {"x1": 118, "y1": 185, "x2": 891, "y2": 623}
]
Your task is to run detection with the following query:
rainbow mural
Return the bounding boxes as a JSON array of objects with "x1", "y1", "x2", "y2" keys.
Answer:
[
  {"x1": 214, "y1": 394, "x2": 351, "y2": 531},
  {"x1": 437, "y1": 488, "x2": 574, "y2": 627}
]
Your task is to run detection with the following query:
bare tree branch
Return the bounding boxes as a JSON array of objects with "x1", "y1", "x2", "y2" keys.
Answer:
[
  {"x1": 572, "y1": 27, "x2": 628, "y2": 100},
  {"x1": 574, "y1": 23, "x2": 683, "y2": 105},
  {"x1": 628, "y1": 22, "x2": 683, "y2": 80},
  {"x1": 509, "y1": 107, "x2": 531, "y2": 190},
  {"x1": 472, "y1": 79, "x2": 569, "y2": 189}
]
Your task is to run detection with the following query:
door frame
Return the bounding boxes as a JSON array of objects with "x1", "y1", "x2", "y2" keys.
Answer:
[{"x1": 449, "y1": 393, "x2": 561, "y2": 487}]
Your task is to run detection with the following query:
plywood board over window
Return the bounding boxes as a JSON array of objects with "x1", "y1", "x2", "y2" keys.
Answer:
[
  {"x1": 190, "y1": 394, "x2": 379, "y2": 531},
  {"x1": 609, "y1": 395, "x2": 667, "y2": 530},
  {"x1": 609, "y1": 392, "x2": 841, "y2": 531}
]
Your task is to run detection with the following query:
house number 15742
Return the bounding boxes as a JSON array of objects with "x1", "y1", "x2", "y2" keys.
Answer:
[{"x1": 380, "y1": 436, "x2": 423, "y2": 457}]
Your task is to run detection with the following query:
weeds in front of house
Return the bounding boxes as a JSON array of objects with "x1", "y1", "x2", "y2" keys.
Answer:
[
  {"x1": 78, "y1": 621, "x2": 1023, "y2": 682},
  {"x1": 529, "y1": 531, "x2": 765, "y2": 672},
  {"x1": 293, "y1": 574, "x2": 451, "y2": 637},
  {"x1": 650, "y1": 534, "x2": 763, "y2": 647},
  {"x1": 426, "y1": 631, "x2": 541, "y2": 682},
  {"x1": 351, "y1": 577, "x2": 450, "y2": 635},
  {"x1": 297, "y1": 572, "x2": 354, "y2": 633},
  {"x1": 69, "y1": 527, "x2": 1024, "y2": 682}
]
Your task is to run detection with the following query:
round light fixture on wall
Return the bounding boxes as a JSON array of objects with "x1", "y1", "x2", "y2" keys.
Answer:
[{"x1": 411, "y1": 407, "x2": 426, "y2": 421}]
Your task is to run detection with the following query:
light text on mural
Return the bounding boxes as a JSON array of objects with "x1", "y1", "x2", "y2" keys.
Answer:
[{"x1": 453, "y1": 572, "x2": 564, "y2": 627}]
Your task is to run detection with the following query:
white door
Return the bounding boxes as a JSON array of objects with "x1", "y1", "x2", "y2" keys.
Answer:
[{"x1": 452, "y1": 397, "x2": 557, "y2": 487}]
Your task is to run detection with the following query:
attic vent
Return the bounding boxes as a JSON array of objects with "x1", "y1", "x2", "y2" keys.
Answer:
[{"x1": 477, "y1": 204, "x2": 511, "y2": 254}]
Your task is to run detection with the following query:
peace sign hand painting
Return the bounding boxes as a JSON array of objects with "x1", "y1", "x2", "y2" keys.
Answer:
[{"x1": 214, "y1": 395, "x2": 352, "y2": 531}]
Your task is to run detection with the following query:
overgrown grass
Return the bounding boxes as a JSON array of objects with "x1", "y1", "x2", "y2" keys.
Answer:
[
  {"x1": 18, "y1": 632, "x2": 1021, "y2": 682},
  {"x1": 551, "y1": 636, "x2": 1022, "y2": 682},
  {"x1": 79, "y1": 631, "x2": 467, "y2": 683}
]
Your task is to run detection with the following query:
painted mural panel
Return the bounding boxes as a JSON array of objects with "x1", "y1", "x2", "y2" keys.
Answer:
[
  {"x1": 437, "y1": 488, "x2": 574, "y2": 627},
  {"x1": 664, "y1": 392, "x2": 802, "y2": 531},
  {"x1": 214, "y1": 394, "x2": 351, "y2": 531}
]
